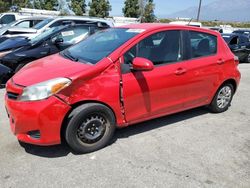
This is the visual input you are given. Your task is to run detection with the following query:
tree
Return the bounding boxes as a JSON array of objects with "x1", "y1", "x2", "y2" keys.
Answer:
[
  {"x1": 123, "y1": 0, "x2": 140, "y2": 18},
  {"x1": 88, "y1": 0, "x2": 111, "y2": 18},
  {"x1": 43, "y1": 0, "x2": 58, "y2": 10},
  {"x1": 142, "y1": 0, "x2": 155, "y2": 22},
  {"x1": 57, "y1": 0, "x2": 75, "y2": 15},
  {"x1": 0, "y1": 1, "x2": 10, "y2": 12},
  {"x1": 33, "y1": 0, "x2": 42, "y2": 9},
  {"x1": 71, "y1": 0, "x2": 86, "y2": 15}
]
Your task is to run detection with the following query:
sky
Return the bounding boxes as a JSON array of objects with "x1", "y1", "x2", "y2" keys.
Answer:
[{"x1": 105, "y1": 0, "x2": 216, "y2": 17}]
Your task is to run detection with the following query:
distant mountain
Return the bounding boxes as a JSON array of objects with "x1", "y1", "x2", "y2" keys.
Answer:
[{"x1": 167, "y1": 0, "x2": 250, "y2": 22}]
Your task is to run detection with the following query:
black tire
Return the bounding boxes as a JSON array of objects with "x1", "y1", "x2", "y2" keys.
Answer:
[
  {"x1": 65, "y1": 103, "x2": 116, "y2": 153},
  {"x1": 209, "y1": 83, "x2": 234, "y2": 113}
]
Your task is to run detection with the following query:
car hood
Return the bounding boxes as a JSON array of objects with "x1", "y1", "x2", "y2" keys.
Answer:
[
  {"x1": 0, "y1": 37, "x2": 29, "y2": 51},
  {"x1": 12, "y1": 54, "x2": 111, "y2": 87}
]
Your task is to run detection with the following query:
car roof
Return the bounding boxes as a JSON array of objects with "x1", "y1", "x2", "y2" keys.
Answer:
[
  {"x1": 51, "y1": 16, "x2": 113, "y2": 26},
  {"x1": 222, "y1": 33, "x2": 247, "y2": 38},
  {"x1": 233, "y1": 29, "x2": 250, "y2": 32},
  {"x1": 16, "y1": 17, "x2": 49, "y2": 21},
  {"x1": 118, "y1": 23, "x2": 219, "y2": 36}
]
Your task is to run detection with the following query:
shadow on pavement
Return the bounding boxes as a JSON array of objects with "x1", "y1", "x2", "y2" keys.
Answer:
[
  {"x1": 19, "y1": 141, "x2": 71, "y2": 158},
  {"x1": 20, "y1": 107, "x2": 208, "y2": 158},
  {"x1": 113, "y1": 107, "x2": 208, "y2": 140}
]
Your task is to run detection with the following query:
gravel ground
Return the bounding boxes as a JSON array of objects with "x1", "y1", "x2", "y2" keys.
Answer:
[{"x1": 0, "y1": 64, "x2": 249, "y2": 188}]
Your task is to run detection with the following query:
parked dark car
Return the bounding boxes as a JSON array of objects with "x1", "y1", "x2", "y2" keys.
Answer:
[
  {"x1": 222, "y1": 33, "x2": 250, "y2": 63},
  {"x1": 0, "y1": 23, "x2": 109, "y2": 86},
  {"x1": 233, "y1": 30, "x2": 250, "y2": 39},
  {"x1": 0, "y1": 20, "x2": 109, "y2": 55},
  {"x1": 0, "y1": 36, "x2": 29, "y2": 54}
]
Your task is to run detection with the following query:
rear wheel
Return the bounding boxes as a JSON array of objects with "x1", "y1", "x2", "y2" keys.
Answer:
[
  {"x1": 65, "y1": 103, "x2": 116, "y2": 153},
  {"x1": 209, "y1": 83, "x2": 234, "y2": 113}
]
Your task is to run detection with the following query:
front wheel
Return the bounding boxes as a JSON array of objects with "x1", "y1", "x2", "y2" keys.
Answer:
[
  {"x1": 209, "y1": 83, "x2": 234, "y2": 113},
  {"x1": 65, "y1": 103, "x2": 116, "y2": 153}
]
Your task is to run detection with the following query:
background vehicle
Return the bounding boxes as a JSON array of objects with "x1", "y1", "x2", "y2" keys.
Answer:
[
  {"x1": 222, "y1": 33, "x2": 250, "y2": 63},
  {"x1": 0, "y1": 16, "x2": 113, "y2": 60},
  {"x1": 0, "y1": 17, "x2": 47, "y2": 44},
  {"x1": 209, "y1": 27, "x2": 223, "y2": 33},
  {"x1": 0, "y1": 64, "x2": 11, "y2": 88},
  {"x1": 0, "y1": 8, "x2": 59, "y2": 27},
  {"x1": 0, "y1": 17, "x2": 46, "y2": 36},
  {"x1": 0, "y1": 23, "x2": 109, "y2": 85},
  {"x1": 169, "y1": 21, "x2": 202, "y2": 27},
  {"x1": 2, "y1": 16, "x2": 114, "y2": 39},
  {"x1": 4, "y1": 24, "x2": 241, "y2": 153},
  {"x1": 233, "y1": 29, "x2": 250, "y2": 39}
]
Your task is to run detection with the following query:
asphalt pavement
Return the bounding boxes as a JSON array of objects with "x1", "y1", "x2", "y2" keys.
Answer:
[{"x1": 0, "y1": 64, "x2": 249, "y2": 188}]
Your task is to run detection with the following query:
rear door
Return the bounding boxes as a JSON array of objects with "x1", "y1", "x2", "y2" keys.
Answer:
[
  {"x1": 121, "y1": 30, "x2": 192, "y2": 123},
  {"x1": 181, "y1": 30, "x2": 220, "y2": 108}
]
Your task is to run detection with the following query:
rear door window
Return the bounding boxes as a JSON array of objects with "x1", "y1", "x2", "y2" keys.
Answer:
[{"x1": 188, "y1": 31, "x2": 217, "y2": 58}]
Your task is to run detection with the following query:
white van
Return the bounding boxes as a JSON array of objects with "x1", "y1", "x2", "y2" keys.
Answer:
[
  {"x1": 0, "y1": 8, "x2": 60, "y2": 27},
  {"x1": 0, "y1": 13, "x2": 29, "y2": 27}
]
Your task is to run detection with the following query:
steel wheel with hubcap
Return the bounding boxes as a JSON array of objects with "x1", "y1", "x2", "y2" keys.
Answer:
[
  {"x1": 65, "y1": 103, "x2": 116, "y2": 153},
  {"x1": 209, "y1": 83, "x2": 234, "y2": 113},
  {"x1": 77, "y1": 115, "x2": 106, "y2": 144}
]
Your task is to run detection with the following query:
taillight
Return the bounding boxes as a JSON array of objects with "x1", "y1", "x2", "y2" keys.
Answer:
[{"x1": 234, "y1": 56, "x2": 239, "y2": 66}]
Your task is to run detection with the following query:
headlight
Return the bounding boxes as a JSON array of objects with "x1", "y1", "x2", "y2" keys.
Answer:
[
  {"x1": 18, "y1": 77, "x2": 71, "y2": 101},
  {"x1": 0, "y1": 50, "x2": 13, "y2": 58}
]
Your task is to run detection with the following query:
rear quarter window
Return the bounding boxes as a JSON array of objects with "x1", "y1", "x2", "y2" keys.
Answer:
[{"x1": 188, "y1": 31, "x2": 217, "y2": 58}]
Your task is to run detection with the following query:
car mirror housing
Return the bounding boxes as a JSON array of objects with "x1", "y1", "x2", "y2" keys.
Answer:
[{"x1": 131, "y1": 57, "x2": 154, "y2": 71}]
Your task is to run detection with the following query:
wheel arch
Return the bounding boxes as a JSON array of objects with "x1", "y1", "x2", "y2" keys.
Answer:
[
  {"x1": 60, "y1": 100, "x2": 117, "y2": 142},
  {"x1": 209, "y1": 78, "x2": 238, "y2": 105},
  {"x1": 221, "y1": 78, "x2": 237, "y2": 93}
]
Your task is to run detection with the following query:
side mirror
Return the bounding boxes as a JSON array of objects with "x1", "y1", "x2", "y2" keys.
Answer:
[
  {"x1": 54, "y1": 38, "x2": 64, "y2": 45},
  {"x1": 131, "y1": 57, "x2": 154, "y2": 71}
]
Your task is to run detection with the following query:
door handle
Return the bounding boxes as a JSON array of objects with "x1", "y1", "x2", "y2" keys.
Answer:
[
  {"x1": 217, "y1": 59, "x2": 225, "y2": 65},
  {"x1": 175, "y1": 68, "x2": 186, "y2": 75}
]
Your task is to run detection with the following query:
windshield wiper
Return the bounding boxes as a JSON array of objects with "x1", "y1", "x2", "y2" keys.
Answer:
[{"x1": 62, "y1": 50, "x2": 78, "y2": 62}]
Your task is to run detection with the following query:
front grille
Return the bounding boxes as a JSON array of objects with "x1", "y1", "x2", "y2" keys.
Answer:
[{"x1": 7, "y1": 92, "x2": 19, "y2": 100}]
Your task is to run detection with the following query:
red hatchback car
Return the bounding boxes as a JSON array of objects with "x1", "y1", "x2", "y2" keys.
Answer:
[{"x1": 5, "y1": 24, "x2": 241, "y2": 153}]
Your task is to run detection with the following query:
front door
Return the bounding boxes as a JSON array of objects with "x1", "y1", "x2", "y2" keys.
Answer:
[{"x1": 121, "y1": 30, "x2": 191, "y2": 123}]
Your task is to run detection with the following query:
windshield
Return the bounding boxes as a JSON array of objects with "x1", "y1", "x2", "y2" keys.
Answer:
[
  {"x1": 62, "y1": 28, "x2": 142, "y2": 64},
  {"x1": 33, "y1": 18, "x2": 53, "y2": 30},
  {"x1": 30, "y1": 26, "x2": 64, "y2": 44}
]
